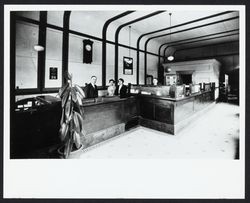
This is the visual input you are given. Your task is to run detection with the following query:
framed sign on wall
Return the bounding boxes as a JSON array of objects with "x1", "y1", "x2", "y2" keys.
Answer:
[
  {"x1": 123, "y1": 56, "x2": 133, "y2": 75},
  {"x1": 49, "y1": 67, "x2": 58, "y2": 80}
]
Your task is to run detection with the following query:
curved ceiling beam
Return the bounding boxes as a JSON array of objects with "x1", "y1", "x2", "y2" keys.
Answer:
[
  {"x1": 172, "y1": 40, "x2": 239, "y2": 58},
  {"x1": 163, "y1": 29, "x2": 239, "y2": 58},
  {"x1": 146, "y1": 16, "x2": 239, "y2": 44},
  {"x1": 137, "y1": 11, "x2": 234, "y2": 84},
  {"x1": 144, "y1": 15, "x2": 239, "y2": 83},
  {"x1": 102, "y1": 11, "x2": 135, "y2": 88},
  {"x1": 138, "y1": 11, "x2": 233, "y2": 44},
  {"x1": 62, "y1": 11, "x2": 71, "y2": 85},
  {"x1": 164, "y1": 32, "x2": 239, "y2": 60},
  {"x1": 114, "y1": 11, "x2": 165, "y2": 83},
  {"x1": 157, "y1": 43, "x2": 167, "y2": 72}
]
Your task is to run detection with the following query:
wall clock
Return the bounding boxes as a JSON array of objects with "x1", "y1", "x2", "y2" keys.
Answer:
[
  {"x1": 83, "y1": 39, "x2": 93, "y2": 63},
  {"x1": 85, "y1": 44, "x2": 92, "y2": 51}
]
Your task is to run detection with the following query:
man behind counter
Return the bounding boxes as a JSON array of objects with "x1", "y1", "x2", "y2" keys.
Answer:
[
  {"x1": 115, "y1": 78, "x2": 128, "y2": 98},
  {"x1": 85, "y1": 76, "x2": 98, "y2": 98}
]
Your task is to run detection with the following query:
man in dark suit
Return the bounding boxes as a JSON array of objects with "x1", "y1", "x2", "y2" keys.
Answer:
[
  {"x1": 115, "y1": 78, "x2": 127, "y2": 98},
  {"x1": 85, "y1": 76, "x2": 98, "y2": 98}
]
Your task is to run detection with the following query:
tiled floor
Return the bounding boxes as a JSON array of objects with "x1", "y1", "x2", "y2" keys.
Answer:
[{"x1": 79, "y1": 102, "x2": 240, "y2": 159}]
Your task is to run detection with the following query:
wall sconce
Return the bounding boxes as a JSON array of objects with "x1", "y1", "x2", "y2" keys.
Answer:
[{"x1": 34, "y1": 45, "x2": 44, "y2": 52}]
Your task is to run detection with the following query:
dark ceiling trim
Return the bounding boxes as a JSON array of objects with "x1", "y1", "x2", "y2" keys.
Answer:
[
  {"x1": 62, "y1": 11, "x2": 71, "y2": 85},
  {"x1": 169, "y1": 32, "x2": 239, "y2": 47},
  {"x1": 16, "y1": 13, "x2": 163, "y2": 58},
  {"x1": 173, "y1": 52, "x2": 239, "y2": 64},
  {"x1": 15, "y1": 15, "x2": 40, "y2": 24},
  {"x1": 69, "y1": 29, "x2": 160, "y2": 57},
  {"x1": 138, "y1": 11, "x2": 234, "y2": 43},
  {"x1": 113, "y1": 11, "x2": 165, "y2": 84},
  {"x1": 147, "y1": 16, "x2": 239, "y2": 43},
  {"x1": 163, "y1": 33, "x2": 239, "y2": 60},
  {"x1": 173, "y1": 40, "x2": 239, "y2": 56},
  {"x1": 102, "y1": 11, "x2": 135, "y2": 88},
  {"x1": 15, "y1": 15, "x2": 64, "y2": 31},
  {"x1": 136, "y1": 11, "x2": 235, "y2": 84},
  {"x1": 162, "y1": 29, "x2": 239, "y2": 59},
  {"x1": 144, "y1": 15, "x2": 239, "y2": 84}
]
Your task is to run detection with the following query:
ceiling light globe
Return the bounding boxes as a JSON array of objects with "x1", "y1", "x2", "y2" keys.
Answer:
[
  {"x1": 167, "y1": 55, "x2": 174, "y2": 61},
  {"x1": 34, "y1": 45, "x2": 44, "y2": 52}
]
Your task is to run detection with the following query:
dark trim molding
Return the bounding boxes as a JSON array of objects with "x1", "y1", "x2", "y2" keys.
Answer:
[
  {"x1": 162, "y1": 29, "x2": 239, "y2": 58},
  {"x1": 114, "y1": 11, "x2": 165, "y2": 83},
  {"x1": 10, "y1": 12, "x2": 16, "y2": 156},
  {"x1": 172, "y1": 52, "x2": 239, "y2": 63},
  {"x1": 173, "y1": 40, "x2": 239, "y2": 56},
  {"x1": 68, "y1": 28, "x2": 161, "y2": 58},
  {"x1": 164, "y1": 33, "x2": 239, "y2": 58},
  {"x1": 146, "y1": 16, "x2": 239, "y2": 46},
  {"x1": 14, "y1": 12, "x2": 164, "y2": 95},
  {"x1": 138, "y1": 11, "x2": 233, "y2": 44},
  {"x1": 16, "y1": 15, "x2": 64, "y2": 31},
  {"x1": 15, "y1": 15, "x2": 40, "y2": 25},
  {"x1": 102, "y1": 11, "x2": 134, "y2": 88},
  {"x1": 137, "y1": 11, "x2": 234, "y2": 84},
  {"x1": 62, "y1": 11, "x2": 71, "y2": 85},
  {"x1": 144, "y1": 15, "x2": 239, "y2": 83},
  {"x1": 38, "y1": 12, "x2": 47, "y2": 92}
]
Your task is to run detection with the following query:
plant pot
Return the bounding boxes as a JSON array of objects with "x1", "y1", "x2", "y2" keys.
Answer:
[{"x1": 58, "y1": 144, "x2": 84, "y2": 159}]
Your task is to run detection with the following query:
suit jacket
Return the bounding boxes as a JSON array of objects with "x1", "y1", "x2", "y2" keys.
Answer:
[
  {"x1": 115, "y1": 85, "x2": 127, "y2": 98},
  {"x1": 85, "y1": 83, "x2": 98, "y2": 98}
]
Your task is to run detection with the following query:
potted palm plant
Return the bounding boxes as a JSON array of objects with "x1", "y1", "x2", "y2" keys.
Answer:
[{"x1": 58, "y1": 72, "x2": 86, "y2": 158}]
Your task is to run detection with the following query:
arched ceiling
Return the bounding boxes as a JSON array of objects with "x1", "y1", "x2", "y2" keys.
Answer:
[{"x1": 68, "y1": 9, "x2": 239, "y2": 52}]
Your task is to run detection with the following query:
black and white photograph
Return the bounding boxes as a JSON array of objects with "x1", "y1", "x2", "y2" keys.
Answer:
[{"x1": 3, "y1": 4, "x2": 246, "y2": 199}]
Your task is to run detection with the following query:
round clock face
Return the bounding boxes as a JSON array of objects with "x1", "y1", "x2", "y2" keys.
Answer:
[{"x1": 85, "y1": 44, "x2": 92, "y2": 51}]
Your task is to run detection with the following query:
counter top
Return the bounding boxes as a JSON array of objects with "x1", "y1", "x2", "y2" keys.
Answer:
[
  {"x1": 81, "y1": 96, "x2": 134, "y2": 107},
  {"x1": 81, "y1": 91, "x2": 212, "y2": 107},
  {"x1": 136, "y1": 90, "x2": 212, "y2": 102}
]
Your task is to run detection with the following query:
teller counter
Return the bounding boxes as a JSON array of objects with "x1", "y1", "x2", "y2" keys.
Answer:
[
  {"x1": 137, "y1": 90, "x2": 215, "y2": 134},
  {"x1": 12, "y1": 91, "x2": 215, "y2": 158},
  {"x1": 81, "y1": 89, "x2": 215, "y2": 149},
  {"x1": 80, "y1": 96, "x2": 139, "y2": 149}
]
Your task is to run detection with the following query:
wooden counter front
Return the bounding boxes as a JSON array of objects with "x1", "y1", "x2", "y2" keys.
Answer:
[
  {"x1": 12, "y1": 96, "x2": 138, "y2": 158},
  {"x1": 12, "y1": 92, "x2": 214, "y2": 158},
  {"x1": 80, "y1": 96, "x2": 139, "y2": 148},
  {"x1": 138, "y1": 91, "x2": 214, "y2": 134}
]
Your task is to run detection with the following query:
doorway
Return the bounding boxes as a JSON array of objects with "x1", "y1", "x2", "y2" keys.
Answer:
[{"x1": 180, "y1": 74, "x2": 192, "y2": 85}]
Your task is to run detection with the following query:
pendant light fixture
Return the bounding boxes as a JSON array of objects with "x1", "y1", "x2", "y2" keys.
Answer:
[
  {"x1": 129, "y1": 25, "x2": 131, "y2": 57},
  {"x1": 167, "y1": 13, "x2": 174, "y2": 61},
  {"x1": 124, "y1": 25, "x2": 133, "y2": 65}
]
